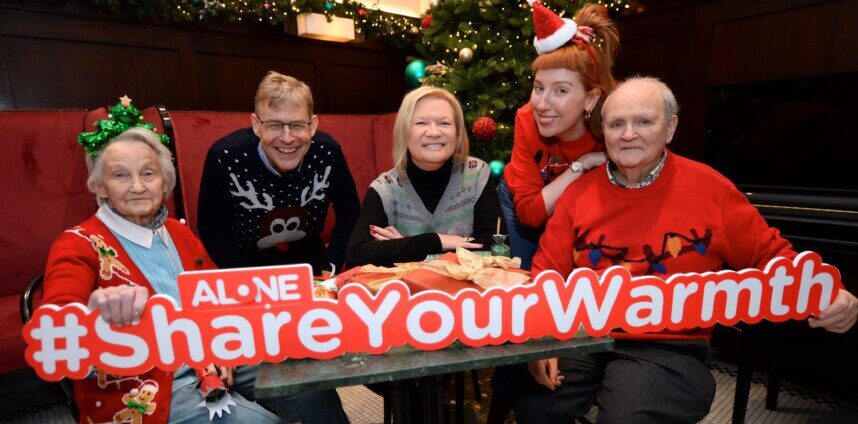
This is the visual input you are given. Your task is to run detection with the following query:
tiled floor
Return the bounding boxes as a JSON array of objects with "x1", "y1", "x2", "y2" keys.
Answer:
[
  {"x1": 336, "y1": 361, "x2": 858, "y2": 424},
  {"x1": 5, "y1": 361, "x2": 858, "y2": 423}
]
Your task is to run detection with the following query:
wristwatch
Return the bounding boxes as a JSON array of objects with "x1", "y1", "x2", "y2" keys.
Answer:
[{"x1": 569, "y1": 161, "x2": 586, "y2": 174}]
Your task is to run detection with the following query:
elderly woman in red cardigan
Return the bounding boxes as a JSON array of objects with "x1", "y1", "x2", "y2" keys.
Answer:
[{"x1": 42, "y1": 127, "x2": 345, "y2": 423}]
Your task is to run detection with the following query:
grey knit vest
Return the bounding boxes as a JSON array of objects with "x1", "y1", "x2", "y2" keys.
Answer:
[{"x1": 371, "y1": 157, "x2": 490, "y2": 237}]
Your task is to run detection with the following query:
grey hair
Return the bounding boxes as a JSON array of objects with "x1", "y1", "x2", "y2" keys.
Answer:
[
  {"x1": 86, "y1": 127, "x2": 176, "y2": 205},
  {"x1": 611, "y1": 75, "x2": 679, "y2": 118}
]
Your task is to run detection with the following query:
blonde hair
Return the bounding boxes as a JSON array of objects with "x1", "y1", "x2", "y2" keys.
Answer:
[
  {"x1": 392, "y1": 86, "x2": 469, "y2": 173},
  {"x1": 254, "y1": 71, "x2": 314, "y2": 116},
  {"x1": 86, "y1": 127, "x2": 176, "y2": 206},
  {"x1": 532, "y1": 3, "x2": 620, "y2": 138}
]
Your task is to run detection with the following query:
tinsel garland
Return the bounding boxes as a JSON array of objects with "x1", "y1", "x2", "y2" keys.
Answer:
[
  {"x1": 86, "y1": 0, "x2": 421, "y2": 48},
  {"x1": 78, "y1": 101, "x2": 170, "y2": 157}
]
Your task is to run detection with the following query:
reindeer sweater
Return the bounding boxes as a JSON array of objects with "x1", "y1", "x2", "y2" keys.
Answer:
[{"x1": 197, "y1": 128, "x2": 360, "y2": 274}]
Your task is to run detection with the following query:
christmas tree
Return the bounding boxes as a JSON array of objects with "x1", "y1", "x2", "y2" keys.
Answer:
[{"x1": 412, "y1": 0, "x2": 626, "y2": 165}]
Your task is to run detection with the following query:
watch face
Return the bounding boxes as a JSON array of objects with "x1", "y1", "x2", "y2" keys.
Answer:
[{"x1": 571, "y1": 162, "x2": 584, "y2": 172}]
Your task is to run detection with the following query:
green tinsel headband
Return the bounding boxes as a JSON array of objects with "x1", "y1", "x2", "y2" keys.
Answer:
[{"x1": 78, "y1": 96, "x2": 170, "y2": 158}]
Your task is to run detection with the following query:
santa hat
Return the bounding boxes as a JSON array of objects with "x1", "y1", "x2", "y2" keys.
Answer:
[{"x1": 528, "y1": 0, "x2": 578, "y2": 55}]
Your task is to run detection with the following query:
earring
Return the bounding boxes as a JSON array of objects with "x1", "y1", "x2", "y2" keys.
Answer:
[{"x1": 584, "y1": 109, "x2": 592, "y2": 122}]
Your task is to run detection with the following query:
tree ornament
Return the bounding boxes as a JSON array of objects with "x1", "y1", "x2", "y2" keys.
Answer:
[
  {"x1": 263, "y1": 2, "x2": 270, "y2": 9},
  {"x1": 429, "y1": 0, "x2": 441, "y2": 10},
  {"x1": 458, "y1": 47, "x2": 473, "y2": 63},
  {"x1": 425, "y1": 61, "x2": 449, "y2": 75},
  {"x1": 324, "y1": 1, "x2": 334, "y2": 12},
  {"x1": 472, "y1": 116, "x2": 497, "y2": 141},
  {"x1": 357, "y1": 8, "x2": 367, "y2": 17},
  {"x1": 421, "y1": 15, "x2": 433, "y2": 29},
  {"x1": 410, "y1": 26, "x2": 419, "y2": 35},
  {"x1": 404, "y1": 59, "x2": 428, "y2": 88},
  {"x1": 488, "y1": 159, "x2": 505, "y2": 179}
]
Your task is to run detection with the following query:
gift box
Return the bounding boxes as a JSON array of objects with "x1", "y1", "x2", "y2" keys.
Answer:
[
  {"x1": 340, "y1": 251, "x2": 529, "y2": 296},
  {"x1": 405, "y1": 252, "x2": 529, "y2": 295},
  {"x1": 341, "y1": 269, "x2": 400, "y2": 293}
]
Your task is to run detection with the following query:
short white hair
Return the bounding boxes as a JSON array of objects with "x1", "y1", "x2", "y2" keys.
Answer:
[
  {"x1": 607, "y1": 75, "x2": 679, "y2": 118},
  {"x1": 86, "y1": 127, "x2": 176, "y2": 205}
]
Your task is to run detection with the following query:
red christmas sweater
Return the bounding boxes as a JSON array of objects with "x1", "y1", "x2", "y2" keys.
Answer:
[
  {"x1": 532, "y1": 151, "x2": 795, "y2": 341},
  {"x1": 502, "y1": 103, "x2": 604, "y2": 227},
  {"x1": 42, "y1": 215, "x2": 215, "y2": 424}
]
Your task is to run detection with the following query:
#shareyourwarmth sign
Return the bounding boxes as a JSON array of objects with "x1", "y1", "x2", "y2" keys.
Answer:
[{"x1": 24, "y1": 251, "x2": 842, "y2": 380}]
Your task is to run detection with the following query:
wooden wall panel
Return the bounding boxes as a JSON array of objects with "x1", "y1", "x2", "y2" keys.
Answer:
[
  {"x1": 324, "y1": 64, "x2": 404, "y2": 114},
  {"x1": 0, "y1": 1, "x2": 407, "y2": 113},
  {"x1": 3, "y1": 36, "x2": 184, "y2": 109},
  {"x1": 616, "y1": 0, "x2": 858, "y2": 162},
  {"x1": 193, "y1": 53, "x2": 317, "y2": 112},
  {"x1": 0, "y1": 38, "x2": 11, "y2": 109},
  {"x1": 711, "y1": 1, "x2": 858, "y2": 85}
]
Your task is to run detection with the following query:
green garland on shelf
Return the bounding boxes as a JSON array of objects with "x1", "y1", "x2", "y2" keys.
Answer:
[{"x1": 87, "y1": 0, "x2": 420, "y2": 48}]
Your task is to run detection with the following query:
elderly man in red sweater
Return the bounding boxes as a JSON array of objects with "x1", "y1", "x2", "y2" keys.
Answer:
[{"x1": 512, "y1": 76, "x2": 858, "y2": 424}]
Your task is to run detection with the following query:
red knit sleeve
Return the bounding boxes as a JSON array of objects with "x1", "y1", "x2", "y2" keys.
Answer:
[
  {"x1": 531, "y1": 189, "x2": 577, "y2": 277},
  {"x1": 504, "y1": 106, "x2": 549, "y2": 227},
  {"x1": 718, "y1": 180, "x2": 795, "y2": 269},
  {"x1": 42, "y1": 231, "x2": 99, "y2": 306}
]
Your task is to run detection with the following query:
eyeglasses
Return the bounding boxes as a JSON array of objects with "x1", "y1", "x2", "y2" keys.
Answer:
[{"x1": 255, "y1": 116, "x2": 312, "y2": 135}]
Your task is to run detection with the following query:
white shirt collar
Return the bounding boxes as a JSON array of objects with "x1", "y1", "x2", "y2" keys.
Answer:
[{"x1": 96, "y1": 204, "x2": 172, "y2": 249}]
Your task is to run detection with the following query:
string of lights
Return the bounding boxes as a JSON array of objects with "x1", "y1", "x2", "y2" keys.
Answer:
[{"x1": 89, "y1": 0, "x2": 420, "y2": 46}]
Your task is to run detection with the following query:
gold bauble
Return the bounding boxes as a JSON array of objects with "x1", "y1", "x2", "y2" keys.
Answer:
[{"x1": 458, "y1": 47, "x2": 474, "y2": 63}]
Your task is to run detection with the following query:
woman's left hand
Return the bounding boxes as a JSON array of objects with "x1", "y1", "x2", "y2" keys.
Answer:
[
  {"x1": 370, "y1": 225, "x2": 404, "y2": 241},
  {"x1": 809, "y1": 289, "x2": 858, "y2": 333},
  {"x1": 438, "y1": 234, "x2": 483, "y2": 251}
]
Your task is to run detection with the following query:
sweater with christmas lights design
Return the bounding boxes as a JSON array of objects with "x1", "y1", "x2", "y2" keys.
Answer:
[
  {"x1": 197, "y1": 128, "x2": 360, "y2": 274},
  {"x1": 532, "y1": 151, "x2": 795, "y2": 341},
  {"x1": 502, "y1": 103, "x2": 604, "y2": 228},
  {"x1": 42, "y1": 216, "x2": 214, "y2": 424}
]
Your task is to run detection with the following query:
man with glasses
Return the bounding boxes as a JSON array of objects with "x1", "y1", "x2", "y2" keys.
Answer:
[
  {"x1": 198, "y1": 71, "x2": 359, "y2": 277},
  {"x1": 196, "y1": 72, "x2": 354, "y2": 422}
]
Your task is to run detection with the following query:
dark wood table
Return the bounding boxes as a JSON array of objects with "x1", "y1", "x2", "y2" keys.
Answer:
[{"x1": 255, "y1": 336, "x2": 614, "y2": 424}]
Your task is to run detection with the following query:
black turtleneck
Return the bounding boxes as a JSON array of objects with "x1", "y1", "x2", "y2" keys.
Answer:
[
  {"x1": 407, "y1": 157, "x2": 453, "y2": 214},
  {"x1": 345, "y1": 158, "x2": 501, "y2": 268}
]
